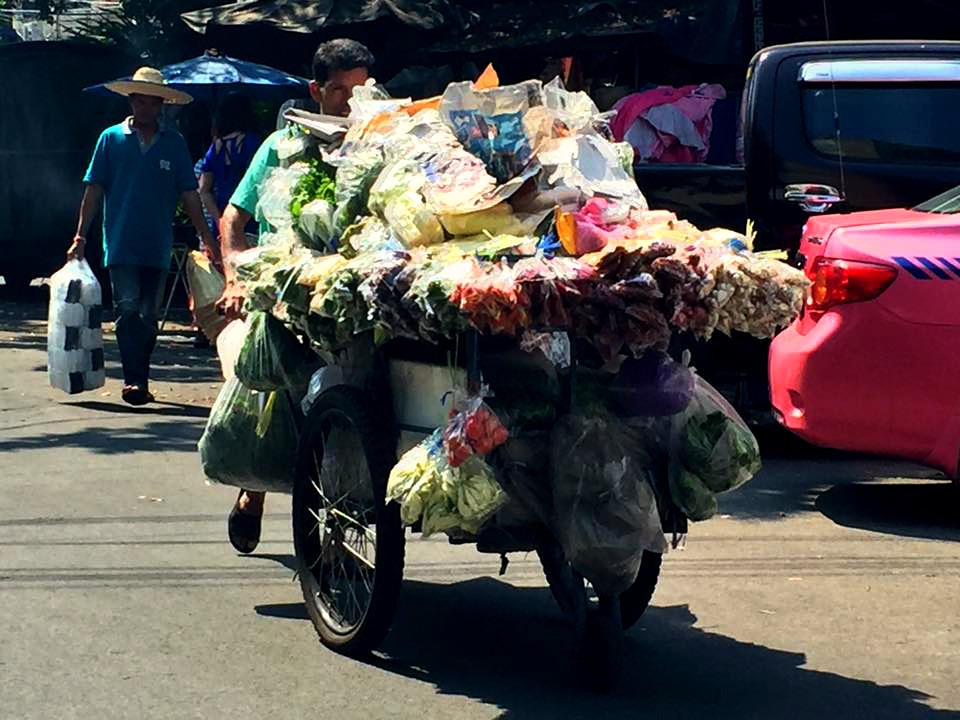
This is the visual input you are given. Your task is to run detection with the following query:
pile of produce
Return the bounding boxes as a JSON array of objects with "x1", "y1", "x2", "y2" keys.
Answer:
[
  {"x1": 235, "y1": 72, "x2": 807, "y2": 364},
  {"x1": 212, "y1": 70, "x2": 807, "y2": 587}
]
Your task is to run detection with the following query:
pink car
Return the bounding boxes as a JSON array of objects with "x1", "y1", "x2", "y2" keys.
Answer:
[{"x1": 769, "y1": 185, "x2": 960, "y2": 477}]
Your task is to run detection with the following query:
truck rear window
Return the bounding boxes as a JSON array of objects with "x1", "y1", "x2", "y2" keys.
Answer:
[{"x1": 802, "y1": 85, "x2": 960, "y2": 164}]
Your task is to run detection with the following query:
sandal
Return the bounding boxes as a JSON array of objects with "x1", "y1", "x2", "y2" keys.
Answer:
[
  {"x1": 122, "y1": 385, "x2": 155, "y2": 406},
  {"x1": 228, "y1": 491, "x2": 262, "y2": 554}
]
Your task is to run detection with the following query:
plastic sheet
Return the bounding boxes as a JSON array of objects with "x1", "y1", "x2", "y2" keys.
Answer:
[
  {"x1": 550, "y1": 413, "x2": 667, "y2": 595},
  {"x1": 198, "y1": 378, "x2": 298, "y2": 493},
  {"x1": 440, "y1": 80, "x2": 542, "y2": 183},
  {"x1": 47, "y1": 259, "x2": 105, "y2": 394},
  {"x1": 234, "y1": 310, "x2": 320, "y2": 391}
]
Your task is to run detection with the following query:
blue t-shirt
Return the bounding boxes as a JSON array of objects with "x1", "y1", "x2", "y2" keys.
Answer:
[
  {"x1": 200, "y1": 132, "x2": 261, "y2": 211},
  {"x1": 83, "y1": 120, "x2": 198, "y2": 268}
]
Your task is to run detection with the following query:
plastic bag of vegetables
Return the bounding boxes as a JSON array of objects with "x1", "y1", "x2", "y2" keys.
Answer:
[
  {"x1": 234, "y1": 311, "x2": 320, "y2": 391},
  {"x1": 198, "y1": 378, "x2": 298, "y2": 493},
  {"x1": 550, "y1": 413, "x2": 667, "y2": 595},
  {"x1": 297, "y1": 199, "x2": 336, "y2": 252},
  {"x1": 383, "y1": 191, "x2": 445, "y2": 247},
  {"x1": 387, "y1": 432, "x2": 506, "y2": 537},
  {"x1": 667, "y1": 376, "x2": 761, "y2": 521}
]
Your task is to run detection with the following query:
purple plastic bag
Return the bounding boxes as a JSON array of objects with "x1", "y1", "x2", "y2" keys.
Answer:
[{"x1": 611, "y1": 351, "x2": 694, "y2": 417}]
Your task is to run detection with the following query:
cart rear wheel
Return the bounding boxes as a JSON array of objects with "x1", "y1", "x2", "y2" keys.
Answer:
[
  {"x1": 619, "y1": 550, "x2": 662, "y2": 630},
  {"x1": 538, "y1": 545, "x2": 662, "y2": 630},
  {"x1": 292, "y1": 386, "x2": 404, "y2": 657}
]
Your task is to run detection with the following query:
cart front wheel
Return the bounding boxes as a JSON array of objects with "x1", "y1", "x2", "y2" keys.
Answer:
[{"x1": 292, "y1": 386, "x2": 404, "y2": 657}]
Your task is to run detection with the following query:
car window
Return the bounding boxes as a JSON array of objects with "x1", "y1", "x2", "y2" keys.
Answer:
[
  {"x1": 802, "y1": 84, "x2": 960, "y2": 164},
  {"x1": 914, "y1": 184, "x2": 960, "y2": 213}
]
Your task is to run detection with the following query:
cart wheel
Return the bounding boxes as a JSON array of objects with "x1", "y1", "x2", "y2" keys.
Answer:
[
  {"x1": 578, "y1": 594, "x2": 624, "y2": 693},
  {"x1": 292, "y1": 386, "x2": 404, "y2": 657},
  {"x1": 538, "y1": 544, "x2": 662, "y2": 631},
  {"x1": 619, "y1": 551, "x2": 662, "y2": 630}
]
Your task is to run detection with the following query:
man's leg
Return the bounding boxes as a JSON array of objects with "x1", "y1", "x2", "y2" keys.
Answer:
[
  {"x1": 138, "y1": 267, "x2": 168, "y2": 389},
  {"x1": 109, "y1": 265, "x2": 149, "y2": 389}
]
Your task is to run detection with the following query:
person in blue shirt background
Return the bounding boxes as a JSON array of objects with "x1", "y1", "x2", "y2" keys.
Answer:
[
  {"x1": 68, "y1": 66, "x2": 214, "y2": 407},
  {"x1": 198, "y1": 92, "x2": 261, "y2": 242}
]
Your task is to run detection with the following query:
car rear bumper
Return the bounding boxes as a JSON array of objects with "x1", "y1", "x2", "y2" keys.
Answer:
[{"x1": 769, "y1": 308, "x2": 960, "y2": 477}]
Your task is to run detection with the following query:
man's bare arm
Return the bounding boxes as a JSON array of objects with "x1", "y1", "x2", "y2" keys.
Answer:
[
  {"x1": 67, "y1": 184, "x2": 104, "y2": 260},
  {"x1": 180, "y1": 191, "x2": 217, "y2": 262},
  {"x1": 216, "y1": 203, "x2": 255, "y2": 319}
]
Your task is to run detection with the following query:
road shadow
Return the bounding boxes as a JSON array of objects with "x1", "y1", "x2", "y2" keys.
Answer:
[
  {"x1": 0, "y1": 417, "x2": 203, "y2": 455},
  {"x1": 254, "y1": 578, "x2": 958, "y2": 719},
  {"x1": 62, "y1": 400, "x2": 210, "y2": 419},
  {"x1": 816, "y1": 481, "x2": 960, "y2": 542},
  {"x1": 719, "y1": 450, "x2": 941, "y2": 521},
  {"x1": 249, "y1": 553, "x2": 298, "y2": 573}
]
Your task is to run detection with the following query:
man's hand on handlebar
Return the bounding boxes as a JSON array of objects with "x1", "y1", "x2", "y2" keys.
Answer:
[{"x1": 216, "y1": 281, "x2": 246, "y2": 320}]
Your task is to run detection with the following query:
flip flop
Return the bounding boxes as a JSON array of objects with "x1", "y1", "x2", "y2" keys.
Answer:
[
  {"x1": 122, "y1": 385, "x2": 155, "y2": 406},
  {"x1": 228, "y1": 491, "x2": 262, "y2": 554}
]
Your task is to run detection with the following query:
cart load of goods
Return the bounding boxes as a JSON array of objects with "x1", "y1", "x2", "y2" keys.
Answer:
[{"x1": 200, "y1": 70, "x2": 808, "y2": 593}]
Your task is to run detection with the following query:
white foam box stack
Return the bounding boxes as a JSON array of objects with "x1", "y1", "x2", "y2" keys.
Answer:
[{"x1": 47, "y1": 260, "x2": 106, "y2": 394}]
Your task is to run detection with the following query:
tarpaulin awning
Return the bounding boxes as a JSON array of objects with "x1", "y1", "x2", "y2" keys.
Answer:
[
  {"x1": 425, "y1": 1, "x2": 708, "y2": 54},
  {"x1": 181, "y1": 0, "x2": 455, "y2": 34}
]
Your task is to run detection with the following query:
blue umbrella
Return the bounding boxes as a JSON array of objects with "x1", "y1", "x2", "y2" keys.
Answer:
[{"x1": 84, "y1": 50, "x2": 310, "y2": 104}]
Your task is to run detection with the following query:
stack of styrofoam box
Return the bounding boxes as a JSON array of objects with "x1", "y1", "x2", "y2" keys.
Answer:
[{"x1": 47, "y1": 260, "x2": 105, "y2": 394}]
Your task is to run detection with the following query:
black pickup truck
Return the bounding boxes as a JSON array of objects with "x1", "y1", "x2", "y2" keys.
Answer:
[
  {"x1": 636, "y1": 40, "x2": 960, "y2": 252},
  {"x1": 634, "y1": 40, "x2": 960, "y2": 415}
]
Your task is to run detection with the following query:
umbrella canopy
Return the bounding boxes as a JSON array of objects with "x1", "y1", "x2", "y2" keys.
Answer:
[
  {"x1": 83, "y1": 51, "x2": 310, "y2": 103},
  {"x1": 181, "y1": 0, "x2": 453, "y2": 35}
]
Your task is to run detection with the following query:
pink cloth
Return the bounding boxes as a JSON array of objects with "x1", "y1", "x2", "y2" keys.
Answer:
[{"x1": 612, "y1": 84, "x2": 726, "y2": 163}]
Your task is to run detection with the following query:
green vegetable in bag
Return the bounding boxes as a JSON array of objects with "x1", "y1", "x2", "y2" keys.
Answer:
[
  {"x1": 234, "y1": 311, "x2": 320, "y2": 391},
  {"x1": 198, "y1": 379, "x2": 298, "y2": 493},
  {"x1": 669, "y1": 467, "x2": 718, "y2": 522},
  {"x1": 290, "y1": 158, "x2": 335, "y2": 221},
  {"x1": 681, "y1": 410, "x2": 761, "y2": 493}
]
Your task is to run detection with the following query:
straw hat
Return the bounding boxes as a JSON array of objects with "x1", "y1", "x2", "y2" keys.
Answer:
[{"x1": 105, "y1": 67, "x2": 193, "y2": 105}]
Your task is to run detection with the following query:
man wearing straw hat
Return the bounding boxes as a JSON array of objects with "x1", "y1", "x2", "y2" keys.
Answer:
[{"x1": 68, "y1": 67, "x2": 215, "y2": 406}]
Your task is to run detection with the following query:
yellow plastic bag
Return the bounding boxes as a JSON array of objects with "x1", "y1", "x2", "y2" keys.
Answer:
[{"x1": 438, "y1": 203, "x2": 525, "y2": 237}]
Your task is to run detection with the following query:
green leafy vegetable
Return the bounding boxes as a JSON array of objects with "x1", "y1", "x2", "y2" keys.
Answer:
[{"x1": 290, "y1": 158, "x2": 336, "y2": 221}]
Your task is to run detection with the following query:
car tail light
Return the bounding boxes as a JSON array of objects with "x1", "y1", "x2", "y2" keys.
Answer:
[{"x1": 807, "y1": 257, "x2": 898, "y2": 312}]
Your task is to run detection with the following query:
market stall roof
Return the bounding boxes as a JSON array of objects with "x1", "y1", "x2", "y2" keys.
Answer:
[
  {"x1": 181, "y1": 0, "x2": 456, "y2": 34},
  {"x1": 424, "y1": 1, "x2": 707, "y2": 54}
]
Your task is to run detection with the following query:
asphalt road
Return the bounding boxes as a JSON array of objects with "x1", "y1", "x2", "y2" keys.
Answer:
[{"x1": 2, "y1": 302, "x2": 959, "y2": 720}]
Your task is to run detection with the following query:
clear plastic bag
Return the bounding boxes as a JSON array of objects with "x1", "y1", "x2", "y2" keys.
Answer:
[
  {"x1": 258, "y1": 163, "x2": 310, "y2": 230},
  {"x1": 297, "y1": 199, "x2": 336, "y2": 252},
  {"x1": 368, "y1": 159, "x2": 426, "y2": 217},
  {"x1": 332, "y1": 147, "x2": 386, "y2": 236},
  {"x1": 550, "y1": 413, "x2": 667, "y2": 595},
  {"x1": 47, "y1": 258, "x2": 105, "y2": 394},
  {"x1": 383, "y1": 192, "x2": 445, "y2": 247},
  {"x1": 198, "y1": 378, "x2": 298, "y2": 493},
  {"x1": 667, "y1": 376, "x2": 762, "y2": 521},
  {"x1": 387, "y1": 431, "x2": 506, "y2": 537},
  {"x1": 234, "y1": 311, "x2": 320, "y2": 391},
  {"x1": 441, "y1": 393, "x2": 509, "y2": 467}
]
